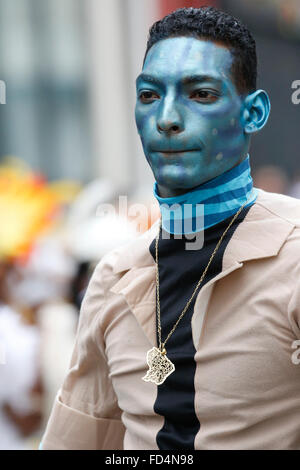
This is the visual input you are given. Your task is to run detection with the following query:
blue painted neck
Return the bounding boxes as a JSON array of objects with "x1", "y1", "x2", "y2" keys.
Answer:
[{"x1": 153, "y1": 155, "x2": 258, "y2": 234}]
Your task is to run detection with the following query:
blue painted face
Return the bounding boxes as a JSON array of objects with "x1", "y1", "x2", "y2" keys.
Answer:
[{"x1": 135, "y1": 37, "x2": 252, "y2": 197}]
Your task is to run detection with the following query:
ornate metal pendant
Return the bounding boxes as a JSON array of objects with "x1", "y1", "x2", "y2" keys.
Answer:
[{"x1": 142, "y1": 347, "x2": 175, "y2": 385}]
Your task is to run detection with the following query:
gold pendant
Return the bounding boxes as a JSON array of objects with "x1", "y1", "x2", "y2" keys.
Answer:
[{"x1": 142, "y1": 347, "x2": 175, "y2": 385}]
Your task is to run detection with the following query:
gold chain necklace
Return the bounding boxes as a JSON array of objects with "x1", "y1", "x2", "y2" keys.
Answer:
[{"x1": 142, "y1": 198, "x2": 249, "y2": 385}]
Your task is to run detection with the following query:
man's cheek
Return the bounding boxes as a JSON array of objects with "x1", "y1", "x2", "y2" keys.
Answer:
[
  {"x1": 135, "y1": 111, "x2": 146, "y2": 136},
  {"x1": 136, "y1": 107, "x2": 157, "y2": 137},
  {"x1": 204, "y1": 115, "x2": 245, "y2": 159},
  {"x1": 215, "y1": 117, "x2": 244, "y2": 146}
]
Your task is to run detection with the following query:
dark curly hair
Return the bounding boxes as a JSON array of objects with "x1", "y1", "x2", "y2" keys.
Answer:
[{"x1": 143, "y1": 6, "x2": 257, "y2": 95}]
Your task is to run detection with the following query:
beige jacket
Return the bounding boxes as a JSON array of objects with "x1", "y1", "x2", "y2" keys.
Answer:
[{"x1": 41, "y1": 189, "x2": 300, "y2": 450}]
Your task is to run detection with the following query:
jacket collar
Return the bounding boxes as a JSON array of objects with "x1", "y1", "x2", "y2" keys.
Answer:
[{"x1": 109, "y1": 189, "x2": 296, "y2": 347}]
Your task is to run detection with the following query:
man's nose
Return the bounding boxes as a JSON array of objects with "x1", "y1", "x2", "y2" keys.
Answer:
[{"x1": 156, "y1": 96, "x2": 184, "y2": 134}]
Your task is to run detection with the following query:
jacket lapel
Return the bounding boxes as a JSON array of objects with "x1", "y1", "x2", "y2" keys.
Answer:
[
  {"x1": 109, "y1": 190, "x2": 296, "y2": 347},
  {"x1": 109, "y1": 220, "x2": 159, "y2": 347}
]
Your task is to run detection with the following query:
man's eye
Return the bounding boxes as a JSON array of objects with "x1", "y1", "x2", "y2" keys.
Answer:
[
  {"x1": 190, "y1": 90, "x2": 219, "y2": 103},
  {"x1": 139, "y1": 91, "x2": 159, "y2": 103}
]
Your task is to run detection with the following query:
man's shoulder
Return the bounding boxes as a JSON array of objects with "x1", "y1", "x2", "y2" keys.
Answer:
[
  {"x1": 255, "y1": 188, "x2": 300, "y2": 227},
  {"x1": 254, "y1": 189, "x2": 300, "y2": 265}
]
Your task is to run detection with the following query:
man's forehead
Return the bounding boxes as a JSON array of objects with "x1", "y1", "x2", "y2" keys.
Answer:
[{"x1": 142, "y1": 37, "x2": 233, "y2": 83}]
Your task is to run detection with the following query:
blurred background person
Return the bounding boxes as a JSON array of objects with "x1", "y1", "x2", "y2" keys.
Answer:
[
  {"x1": 0, "y1": 273, "x2": 41, "y2": 450},
  {"x1": 288, "y1": 171, "x2": 300, "y2": 199},
  {"x1": 252, "y1": 165, "x2": 290, "y2": 195}
]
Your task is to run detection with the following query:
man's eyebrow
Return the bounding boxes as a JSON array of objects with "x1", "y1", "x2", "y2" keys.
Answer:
[
  {"x1": 181, "y1": 74, "x2": 223, "y2": 86},
  {"x1": 136, "y1": 73, "x2": 224, "y2": 86}
]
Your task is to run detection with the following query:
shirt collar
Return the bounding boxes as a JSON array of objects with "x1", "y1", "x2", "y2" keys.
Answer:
[{"x1": 153, "y1": 155, "x2": 257, "y2": 234}]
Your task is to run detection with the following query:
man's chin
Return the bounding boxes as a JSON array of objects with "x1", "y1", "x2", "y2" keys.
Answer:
[{"x1": 155, "y1": 176, "x2": 205, "y2": 197}]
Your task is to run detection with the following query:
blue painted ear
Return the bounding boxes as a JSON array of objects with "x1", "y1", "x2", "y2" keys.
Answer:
[{"x1": 242, "y1": 89, "x2": 271, "y2": 134}]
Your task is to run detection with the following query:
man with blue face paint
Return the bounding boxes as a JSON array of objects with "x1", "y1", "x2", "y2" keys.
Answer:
[{"x1": 41, "y1": 7, "x2": 300, "y2": 450}]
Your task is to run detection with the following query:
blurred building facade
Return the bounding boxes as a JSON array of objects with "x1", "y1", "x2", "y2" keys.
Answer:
[{"x1": 0, "y1": 0, "x2": 92, "y2": 182}]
